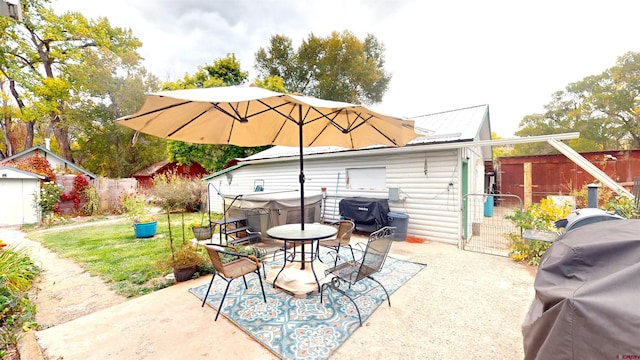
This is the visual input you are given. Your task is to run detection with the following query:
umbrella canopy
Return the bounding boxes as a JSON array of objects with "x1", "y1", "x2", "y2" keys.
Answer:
[{"x1": 117, "y1": 85, "x2": 419, "y2": 228}]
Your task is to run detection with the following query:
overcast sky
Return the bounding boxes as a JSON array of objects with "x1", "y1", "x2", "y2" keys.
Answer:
[{"x1": 54, "y1": 0, "x2": 640, "y2": 137}]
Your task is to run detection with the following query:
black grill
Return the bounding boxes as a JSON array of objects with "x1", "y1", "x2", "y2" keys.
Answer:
[{"x1": 339, "y1": 198, "x2": 390, "y2": 233}]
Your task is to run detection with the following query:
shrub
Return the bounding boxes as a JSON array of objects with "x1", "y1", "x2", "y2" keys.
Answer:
[
  {"x1": 35, "y1": 181, "x2": 64, "y2": 218},
  {"x1": 506, "y1": 197, "x2": 571, "y2": 266},
  {"x1": 605, "y1": 195, "x2": 638, "y2": 219},
  {"x1": 149, "y1": 172, "x2": 205, "y2": 268},
  {"x1": 81, "y1": 184, "x2": 101, "y2": 216},
  {"x1": 120, "y1": 192, "x2": 150, "y2": 222},
  {"x1": 0, "y1": 247, "x2": 40, "y2": 351}
]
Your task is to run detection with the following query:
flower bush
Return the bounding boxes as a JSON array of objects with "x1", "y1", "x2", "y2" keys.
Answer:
[
  {"x1": 506, "y1": 197, "x2": 571, "y2": 266},
  {"x1": 35, "y1": 181, "x2": 64, "y2": 218},
  {"x1": 120, "y1": 192, "x2": 154, "y2": 222}
]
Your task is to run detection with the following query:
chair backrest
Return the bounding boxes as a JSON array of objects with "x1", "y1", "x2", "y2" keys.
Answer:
[
  {"x1": 336, "y1": 220, "x2": 355, "y2": 245},
  {"x1": 204, "y1": 244, "x2": 228, "y2": 277},
  {"x1": 355, "y1": 226, "x2": 395, "y2": 282}
]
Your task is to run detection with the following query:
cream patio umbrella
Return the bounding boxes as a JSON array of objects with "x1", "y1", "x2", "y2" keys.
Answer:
[{"x1": 116, "y1": 85, "x2": 418, "y2": 229}]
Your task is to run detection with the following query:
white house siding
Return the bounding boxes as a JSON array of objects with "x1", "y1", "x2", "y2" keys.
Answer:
[{"x1": 207, "y1": 147, "x2": 468, "y2": 245}]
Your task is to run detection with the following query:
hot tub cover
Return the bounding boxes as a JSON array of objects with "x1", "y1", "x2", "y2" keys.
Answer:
[
  {"x1": 224, "y1": 191, "x2": 322, "y2": 209},
  {"x1": 522, "y1": 219, "x2": 640, "y2": 359}
]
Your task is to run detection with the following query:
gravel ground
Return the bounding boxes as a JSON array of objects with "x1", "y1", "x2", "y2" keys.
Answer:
[
  {"x1": 2, "y1": 223, "x2": 536, "y2": 359},
  {"x1": 334, "y1": 239, "x2": 536, "y2": 359}
]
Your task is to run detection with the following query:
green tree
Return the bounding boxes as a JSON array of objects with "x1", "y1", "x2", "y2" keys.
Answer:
[
  {"x1": 163, "y1": 54, "x2": 269, "y2": 172},
  {"x1": 514, "y1": 51, "x2": 640, "y2": 155},
  {"x1": 161, "y1": 54, "x2": 247, "y2": 90},
  {"x1": 0, "y1": 0, "x2": 142, "y2": 161},
  {"x1": 254, "y1": 75, "x2": 286, "y2": 93},
  {"x1": 491, "y1": 132, "x2": 513, "y2": 158},
  {"x1": 71, "y1": 65, "x2": 166, "y2": 178},
  {"x1": 254, "y1": 30, "x2": 391, "y2": 104}
]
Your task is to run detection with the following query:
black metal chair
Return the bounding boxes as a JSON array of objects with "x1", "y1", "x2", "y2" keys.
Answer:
[
  {"x1": 201, "y1": 244, "x2": 266, "y2": 321},
  {"x1": 320, "y1": 226, "x2": 395, "y2": 326}
]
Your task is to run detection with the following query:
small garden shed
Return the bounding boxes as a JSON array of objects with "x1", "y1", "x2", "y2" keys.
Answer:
[
  {"x1": 132, "y1": 160, "x2": 209, "y2": 188},
  {"x1": 0, "y1": 166, "x2": 44, "y2": 225}
]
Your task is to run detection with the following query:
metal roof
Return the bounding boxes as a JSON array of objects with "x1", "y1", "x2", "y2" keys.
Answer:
[
  {"x1": 410, "y1": 104, "x2": 489, "y2": 144},
  {"x1": 240, "y1": 104, "x2": 490, "y2": 162},
  {"x1": 132, "y1": 160, "x2": 171, "y2": 177},
  {"x1": 201, "y1": 164, "x2": 244, "y2": 181}
]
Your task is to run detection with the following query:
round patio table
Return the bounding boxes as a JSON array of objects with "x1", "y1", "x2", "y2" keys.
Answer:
[{"x1": 267, "y1": 223, "x2": 337, "y2": 293}]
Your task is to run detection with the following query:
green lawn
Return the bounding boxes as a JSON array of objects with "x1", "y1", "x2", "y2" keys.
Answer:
[{"x1": 27, "y1": 212, "x2": 221, "y2": 298}]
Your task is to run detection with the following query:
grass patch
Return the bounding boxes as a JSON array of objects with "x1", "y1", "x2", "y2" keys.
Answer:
[{"x1": 27, "y1": 212, "x2": 221, "y2": 298}]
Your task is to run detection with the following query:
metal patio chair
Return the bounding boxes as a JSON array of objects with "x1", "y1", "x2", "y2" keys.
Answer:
[
  {"x1": 245, "y1": 229, "x2": 293, "y2": 279},
  {"x1": 318, "y1": 220, "x2": 356, "y2": 266},
  {"x1": 320, "y1": 226, "x2": 395, "y2": 326},
  {"x1": 201, "y1": 244, "x2": 266, "y2": 321}
]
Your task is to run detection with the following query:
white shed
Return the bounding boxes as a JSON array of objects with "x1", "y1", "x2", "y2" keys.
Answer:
[
  {"x1": 0, "y1": 166, "x2": 44, "y2": 225},
  {"x1": 205, "y1": 105, "x2": 492, "y2": 247}
]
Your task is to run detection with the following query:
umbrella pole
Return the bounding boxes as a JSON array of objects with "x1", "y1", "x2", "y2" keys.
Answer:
[
  {"x1": 298, "y1": 106, "x2": 305, "y2": 231},
  {"x1": 298, "y1": 106, "x2": 307, "y2": 270}
]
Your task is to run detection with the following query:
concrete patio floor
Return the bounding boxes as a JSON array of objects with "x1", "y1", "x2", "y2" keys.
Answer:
[{"x1": 4, "y1": 225, "x2": 536, "y2": 359}]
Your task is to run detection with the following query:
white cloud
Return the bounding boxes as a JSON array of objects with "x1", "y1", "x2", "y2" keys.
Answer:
[{"x1": 53, "y1": 0, "x2": 640, "y2": 136}]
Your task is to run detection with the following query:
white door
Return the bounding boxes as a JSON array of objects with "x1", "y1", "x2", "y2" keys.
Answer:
[{"x1": 0, "y1": 179, "x2": 37, "y2": 225}]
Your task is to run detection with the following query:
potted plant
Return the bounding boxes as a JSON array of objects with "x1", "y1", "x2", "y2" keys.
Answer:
[
  {"x1": 150, "y1": 171, "x2": 206, "y2": 282},
  {"x1": 133, "y1": 215, "x2": 158, "y2": 238},
  {"x1": 121, "y1": 192, "x2": 157, "y2": 238},
  {"x1": 171, "y1": 243, "x2": 205, "y2": 281},
  {"x1": 190, "y1": 212, "x2": 214, "y2": 241}
]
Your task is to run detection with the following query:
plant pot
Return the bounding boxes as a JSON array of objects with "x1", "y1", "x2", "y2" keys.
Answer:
[
  {"x1": 134, "y1": 221, "x2": 157, "y2": 238},
  {"x1": 191, "y1": 226, "x2": 213, "y2": 241},
  {"x1": 173, "y1": 266, "x2": 197, "y2": 282}
]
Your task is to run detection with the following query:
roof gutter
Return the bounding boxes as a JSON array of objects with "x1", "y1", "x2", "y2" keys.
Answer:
[{"x1": 238, "y1": 132, "x2": 581, "y2": 165}]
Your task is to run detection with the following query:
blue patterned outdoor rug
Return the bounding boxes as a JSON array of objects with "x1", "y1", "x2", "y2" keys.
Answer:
[{"x1": 189, "y1": 250, "x2": 424, "y2": 360}]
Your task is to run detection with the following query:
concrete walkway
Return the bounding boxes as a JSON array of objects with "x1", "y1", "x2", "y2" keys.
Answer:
[{"x1": 2, "y1": 224, "x2": 536, "y2": 359}]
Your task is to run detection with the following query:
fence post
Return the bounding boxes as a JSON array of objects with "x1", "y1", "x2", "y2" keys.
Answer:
[{"x1": 587, "y1": 183, "x2": 599, "y2": 208}]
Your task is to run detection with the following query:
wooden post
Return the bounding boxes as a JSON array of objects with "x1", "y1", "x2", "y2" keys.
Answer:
[{"x1": 524, "y1": 162, "x2": 532, "y2": 207}]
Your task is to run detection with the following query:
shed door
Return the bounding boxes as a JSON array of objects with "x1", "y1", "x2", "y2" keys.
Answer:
[{"x1": 0, "y1": 179, "x2": 36, "y2": 225}]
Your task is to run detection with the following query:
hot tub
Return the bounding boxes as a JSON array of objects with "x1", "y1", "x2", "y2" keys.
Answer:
[{"x1": 224, "y1": 191, "x2": 323, "y2": 233}]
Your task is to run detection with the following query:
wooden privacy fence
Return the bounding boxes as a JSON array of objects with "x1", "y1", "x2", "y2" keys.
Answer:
[{"x1": 95, "y1": 177, "x2": 138, "y2": 212}]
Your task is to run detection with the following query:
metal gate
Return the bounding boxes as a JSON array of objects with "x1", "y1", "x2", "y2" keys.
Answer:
[{"x1": 462, "y1": 193, "x2": 523, "y2": 257}]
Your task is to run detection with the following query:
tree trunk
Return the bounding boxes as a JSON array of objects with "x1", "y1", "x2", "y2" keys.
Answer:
[
  {"x1": 50, "y1": 116, "x2": 73, "y2": 162},
  {"x1": 7, "y1": 78, "x2": 33, "y2": 151},
  {"x1": 24, "y1": 121, "x2": 34, "y2": 150}
]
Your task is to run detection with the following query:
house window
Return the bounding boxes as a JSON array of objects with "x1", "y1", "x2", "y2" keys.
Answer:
[{"x1": 346, "y1": 167, "x2": 386, "y2": 190}]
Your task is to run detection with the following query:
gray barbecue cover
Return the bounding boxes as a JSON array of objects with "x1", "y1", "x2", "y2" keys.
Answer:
[{"x1": 522, "y1": 219, "x2": 640, "y2": 359}]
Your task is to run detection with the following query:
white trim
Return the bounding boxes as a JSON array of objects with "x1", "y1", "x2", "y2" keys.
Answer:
[{"x1": 239, "y1": 132, "x2": 581, "y2": 165}]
